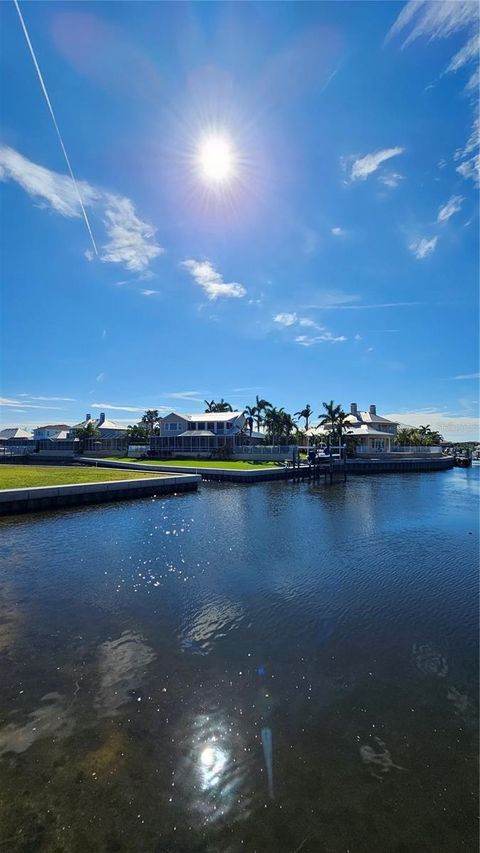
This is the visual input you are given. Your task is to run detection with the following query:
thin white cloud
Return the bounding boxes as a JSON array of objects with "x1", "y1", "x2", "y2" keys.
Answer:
[
  {"x1": 181, "y1": 260, "x2": 246, "y2": 301},
  {"x1": 0, "y1": 146, "x2": 164, "y2": 272},
  {"x1": 165, "y1": 391, "x2": 205, "y2": 403},
  {"x1": 17, "y1": 394, "x2": 76, "y2": 401},
  {"x1": 331, "y1": 226, "x2": 346, "y2": 236},
  {"x1": 92, "y1": 403, "x2": 170, "y2": 413},
  {"x1": 141, "y1": 289, "x2": 159, "y2": 297},
  {"x1": 385, "y1": 1, "x2": 478, "y2": 48},
  {"x1": 409, "y1": 237, "x2": 438, "y2": 259},
  {"x1": 378, "y1": 172, "x2": 404, "y2": 188},
  {"x1": 447, "y1": 33, "x2": 480, "y2": 74},
  {"x1": 454, "y1": 372, "x2": 480, "y2": 380},
  {"x1": 295, "y1": 333, "x2": 347, "y2": 346},
  {"x1": 385, "y1": 1, "x2": 479, "y2": 187},
  {"x1": 0, "y1": 396, "x2": 63, "y2": 409},
  {"x1": 316, "y1": 301, "x2": 422, "y2": 310},
  {"x1": 273, "y1": 313, "x2": 321, "y2": 330},
  {"x1": 273, "y1": 312, "x2": 298, "y2": 326},
  {"x1": 437, "y1": 195, "x2": 464, "y2": 222},
  {"x1": 349, "y1": 147, "x2": 404, "y2": 181},
  {"x1": 96, "y1": 373, "x2": 105, "y2": 383},
  {"x1": 273, "y1": 312, "x2": 345, "y2": 345}
]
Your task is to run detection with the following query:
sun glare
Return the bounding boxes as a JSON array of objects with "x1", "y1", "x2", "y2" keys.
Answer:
[{"x1": 198, "y1": 135, "x2": 234, "y2": 184}]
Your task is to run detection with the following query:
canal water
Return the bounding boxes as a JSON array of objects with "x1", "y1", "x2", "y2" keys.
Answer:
[{"x1": 0, "y1": 467, "x2": 478, "y2": 853}]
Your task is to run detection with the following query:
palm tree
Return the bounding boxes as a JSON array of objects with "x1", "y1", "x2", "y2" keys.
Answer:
[
  {"x1": 318, "y1": 400, "x2": 342, "y2": 443},
  {"x1": 263, "y1": 406, "x2": 284, "y2": 443},
  {"x1": 294, "y1": 404, "x2": 313, "y2": 431},
  {"x1": 255, "y1": 396, "x2": 272, "y2": 432},
  {"x1": 243, "y1": 405, "x2": 258, "y2": 439},
  {"x1": 418, "y1": 424, "x2": 431, "y2": 436},
  {"x1": 214, "y1": 398, "x2": 233, "y2": 412},
  {"x1": 336, "y1": 410, "x2": 350, "y2": 447},
  {"x1": 204, "y1": 400, "x2": 216, "y2": 413},
  {"x1": 141, "y1": 409, "x2": 161, "y2": 435}
]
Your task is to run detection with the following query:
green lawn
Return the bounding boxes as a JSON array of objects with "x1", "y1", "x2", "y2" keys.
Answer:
[
  {"x1": 100, "y1": 456, "x2": 281, "y2": 470},
  {"x1": 0, "y1": 465, "x2": 163, "y2": 490}
]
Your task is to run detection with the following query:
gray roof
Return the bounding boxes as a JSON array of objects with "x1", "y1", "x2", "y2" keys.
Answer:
[
  {"x1": 0, "y1": 427, "x2": 33, "y2": 440},
  {"x1": 177, "y1": 430, "x2": 216, "y2": 437},
  {"x1": 346, "y1": 412, "x2": 398, "y2": 425},
  {"x1": 166, "y1": 411, "x2": 243, "y2": 423}
]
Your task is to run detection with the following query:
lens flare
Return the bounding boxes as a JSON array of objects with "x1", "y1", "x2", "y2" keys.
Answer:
[{"x1": 197, "y1": 135, "x2": 234, "y2": 184}]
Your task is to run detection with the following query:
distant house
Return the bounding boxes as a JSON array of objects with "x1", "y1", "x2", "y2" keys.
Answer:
[
  {"x1": 151, "y1": 411, "x2": 246, "y2": 454},
  {"x1": 33, "y1": 424, "x2": 71, "y2": 440},
  {"x1": 72, "y1": 412, "x2": 127, "y2": 439},
  {"x1": 308, "y1": 403, "x2": 398, "y2": 453},
  {"x1": 0, "y1": 427, "x2": 33, "y2": 442}
]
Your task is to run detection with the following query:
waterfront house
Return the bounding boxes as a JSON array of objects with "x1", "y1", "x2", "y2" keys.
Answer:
[
  {"x1": 151, "y1": 411, "x2": 247, "y2": 455},
  {"x1": 33, "y1": 423, "x2": 72, "y2": 440},
  {"x1": 72, "y1": 412, "x2": 128, "y2": 439},
  {"x1": 307, "y1": 403, "x2": 398, "y2": 453},
  {"x1": 0, "y1": 427, "x2": 33, "y2": 441}
]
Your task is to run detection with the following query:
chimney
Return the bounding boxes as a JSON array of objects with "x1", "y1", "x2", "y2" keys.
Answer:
[
  {"x1": 86, "y1": 413, "x2": 91, "y2": 421},
  {"x1": 350, "y1": 403, "x2": 357, "y2": 415},
  {"x1": 98, "y1": 412, "x2": 106, "y2": 425},
  {"x1": 369, "y1": 404, "x2": 376, "y2": 416}
]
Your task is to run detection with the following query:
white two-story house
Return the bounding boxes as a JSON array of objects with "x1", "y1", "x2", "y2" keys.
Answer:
[
  {"x1": 307, "y1": 403, "x2": 398, "y2": 453},
  {"x1": 151, "y1": 411, "x2": 246, "y2": 455}
]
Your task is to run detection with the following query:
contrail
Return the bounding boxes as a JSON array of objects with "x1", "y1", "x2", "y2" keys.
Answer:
[{"x1": 13, "y1": 0, "x2": 98, "y2": 255}]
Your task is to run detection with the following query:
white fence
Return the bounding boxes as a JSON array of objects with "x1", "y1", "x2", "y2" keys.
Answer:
[{"x1": 355, "y1": 445, "x2": 442, "y2": 455}]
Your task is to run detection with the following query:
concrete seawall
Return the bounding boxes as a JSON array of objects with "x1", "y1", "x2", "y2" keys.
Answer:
[
  {"x1": 0, "y1": 474, "x2": 200, "y2": 516},
  {"x1": 76, "y1": 455, "x2": 455, "y2": 482}
]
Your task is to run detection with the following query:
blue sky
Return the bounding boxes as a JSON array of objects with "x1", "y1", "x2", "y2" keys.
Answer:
[{"x1": 1, "y1": 0, "x2": 478, "y2": 439}]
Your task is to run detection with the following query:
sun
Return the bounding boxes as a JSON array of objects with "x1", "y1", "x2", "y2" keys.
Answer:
[{"x1": 197, "y1": 135, "x2": 234, "y2": 184}]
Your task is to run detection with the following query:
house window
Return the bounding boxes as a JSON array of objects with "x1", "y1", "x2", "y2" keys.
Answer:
[{"x1": 226, "y1": 422, "x2": 232, "y2": 429}]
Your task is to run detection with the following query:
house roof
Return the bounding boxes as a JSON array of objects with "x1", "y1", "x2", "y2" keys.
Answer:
[
  {"x1": 166, "y1": 411, "x2": 243, "y2": 422},
  {"x1": 345, "y1": 425, "x2": 395, "y2": 438},
  {"x1": 177, "y1": 430, "x2": 216, "y2": 437},
  {"x1": 346, "y1": 412, "x2": 398, "y2": 425},
  {"x1": 35, "y1": 423, "x2": 71, "y2": 430},
  {"x1": 73, "y1": 417, "x2": 126, "y2": 431},
  {"x1": 0, "y1": 427, "x2": 33, "y2": 440}
]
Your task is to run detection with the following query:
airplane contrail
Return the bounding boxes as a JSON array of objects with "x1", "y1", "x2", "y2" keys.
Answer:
[{"x1": 13, "y1": 0, "x2": 98, "y2": 255}]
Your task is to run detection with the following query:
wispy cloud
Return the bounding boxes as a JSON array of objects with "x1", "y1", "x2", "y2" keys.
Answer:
[
  {"x1": 378, "y1": 171, "x2": 404, "y2": 189},
  {"x1": 273, "y1": 312, "x2": 298, "y2": 327},
  {"x1": 349, "y1": 147, "x2": 404, "y2": 181},
  {"x1": 453, "y1": 372, "x2": 480, "y2": 380},
  {"x1": 92, "y1": 403, "x2": 170, "y2": 413},
  {"x1": 437, "y1": 195, "x2": 464, "y2": 222},
  {"x1": 165, "y1": 391, "x2": 206, "y2": 403},
  {"x1": 295, "y1": 333, "x2": 347, "y2": 346},
  {"x1": 273, "y1": 313, "x2": 345, "y2": 345},
  {"x1": 409, "y1": 236, "x2": 438, "y2": 259},
  {"x1": 0, "y1": 396, "x2": 63, "y2": 409},
  {"x1": 386, "y1": 1, "x2": 479, "y2": 186},
  {"x1": 312, "y1": 301, "x2": 422, "y2": 310},
  {"x1": 273, "y1": 312, "x2": 321, "y2": 330},
  {"x1": 331, "y1": 226, "x2": 347, "y2": 236},
  {"x1": 17, "y1": 394, "x2": 76, "y2": 401},
  {"x1": 96, "y1": 373, "x2": 105, "y2": 383},
  {"x1": 0, "y1": 146, "x2": 164, "y2": 272},
  {"x1": 181, "y1": 260, "x2": 246, "y2": 301},
  {"x1": 141, "y1": 289, "x2": 159, "y2": 297}
]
